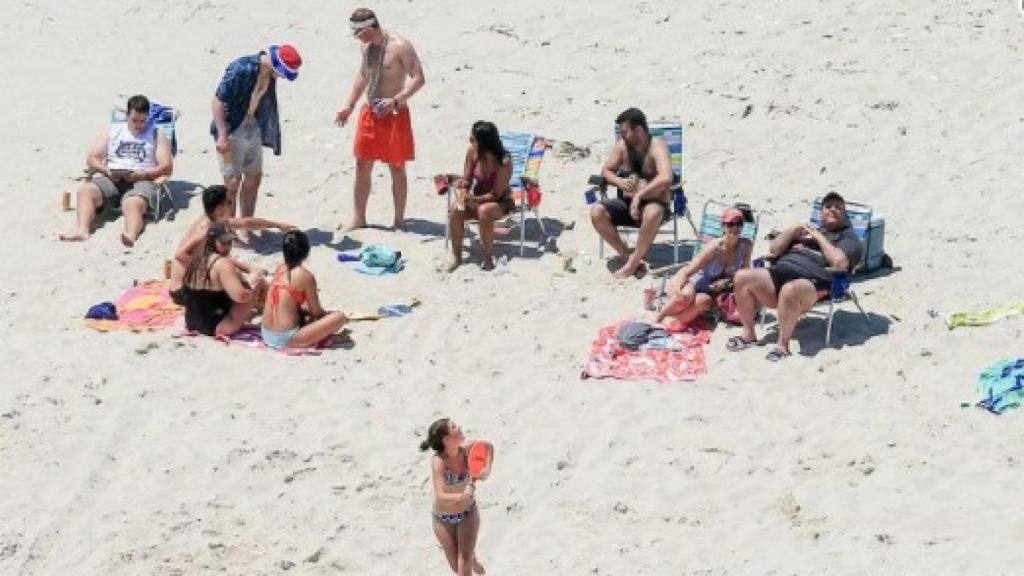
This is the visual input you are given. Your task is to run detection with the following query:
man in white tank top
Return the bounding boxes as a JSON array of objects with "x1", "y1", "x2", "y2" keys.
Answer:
[{"x1": 60, "y1": 94, "x2": 173, "y2": 246}]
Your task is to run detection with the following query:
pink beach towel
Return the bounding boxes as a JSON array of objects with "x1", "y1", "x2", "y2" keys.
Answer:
[
  {"x1": 581, "y1": 320, "x2": 710, "y2": 383},
  {"x1": 83, "y1": 280, "x2": 182, "y2": 332}
]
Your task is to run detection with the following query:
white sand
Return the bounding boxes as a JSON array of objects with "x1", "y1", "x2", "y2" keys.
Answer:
[{"x1": 3, "y1": 0, "x2": 1024, "y2": 574}]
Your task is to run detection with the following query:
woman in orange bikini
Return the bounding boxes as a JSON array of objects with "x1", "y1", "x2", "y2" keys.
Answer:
[
  {"x1": 447, "y1": 121, "x2": 515, "y2": 272},
  {"x1": 420, "y1": 418, "x2": 487, "y2": 576},
  {"x1": 260, "y1": 230, "x2": 348, "y2": 349}
]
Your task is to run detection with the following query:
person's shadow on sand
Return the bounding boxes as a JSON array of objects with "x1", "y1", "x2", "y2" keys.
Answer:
[{"x1": 759, "y1": 310, "x2": 892, "y2": 357}]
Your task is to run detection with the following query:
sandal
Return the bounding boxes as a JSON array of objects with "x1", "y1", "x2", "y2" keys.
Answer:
[
  {"x1": 765, "y1": 348, "x2": 791, "y2": 362},
  {"x1": 726, "y1": 335, "x2": 756, "y2": 352}
]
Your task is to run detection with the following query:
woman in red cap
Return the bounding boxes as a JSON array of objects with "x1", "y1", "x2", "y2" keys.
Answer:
[{"x1": 655, "y1": 207, "x2": 752, "y2": 327}]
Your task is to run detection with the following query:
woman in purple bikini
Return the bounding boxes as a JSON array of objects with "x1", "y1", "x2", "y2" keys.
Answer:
[{"x1": 447, "y1": 121, "x2": 515, "y2": 272}]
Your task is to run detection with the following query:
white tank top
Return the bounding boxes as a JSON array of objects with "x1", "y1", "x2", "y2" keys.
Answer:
[{"x1": 106, "y1": 124, "x2": 157, "y2": 170}]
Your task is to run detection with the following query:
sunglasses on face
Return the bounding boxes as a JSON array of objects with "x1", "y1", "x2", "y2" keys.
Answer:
[{"x1": 723, "y1": 221, "x2": 743, "y2": 228}]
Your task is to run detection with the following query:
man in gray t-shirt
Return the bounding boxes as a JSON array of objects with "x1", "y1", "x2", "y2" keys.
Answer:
[{"x1": 727, "y1": 192, "x2": 864, "y2": 361}]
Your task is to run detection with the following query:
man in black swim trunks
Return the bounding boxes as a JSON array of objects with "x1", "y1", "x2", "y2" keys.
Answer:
[
  {"x1": 729, "y1": 192, "x2": 864, "y2": 361},
  {"x1": 589, "y1": 107, "x2": 674, "y2": 279}
]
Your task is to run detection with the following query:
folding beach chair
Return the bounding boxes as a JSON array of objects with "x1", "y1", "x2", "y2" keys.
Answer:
[
  {"x1": 443, "y1": 131, "x2": 549, "y2": 256},
  {"x1": 758, "y1": 196, "x2": 872, "y2": 345},
  {"x1": 592, "y1": 120, "x2": 698, "y2": 264},
  {"x1": 81, "y1": 103, "x2": 179, "y2": 221}
]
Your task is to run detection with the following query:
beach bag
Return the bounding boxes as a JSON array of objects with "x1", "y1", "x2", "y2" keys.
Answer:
[{"x1": 716, "y1": 293, "x2": 741, "y2": 325}]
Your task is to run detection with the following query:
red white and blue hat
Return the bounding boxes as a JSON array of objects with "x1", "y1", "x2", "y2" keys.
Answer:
[{"x1": 269, "y1": 44, "x2": 302, "y2": 81}]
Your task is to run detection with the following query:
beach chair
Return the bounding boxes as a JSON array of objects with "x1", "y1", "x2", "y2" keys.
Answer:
[
  {"x1": 758, "y1": 197, "x2": 873, "y2": 345},
  {"x1": 81, "y1": 103, "x2": 179, "y2": 221},
  {"x1": 443, "y1": 131, "x2": 549, "y2": 256},
  {"x1": 592, "y1": 120, "x2": 698, "y2": 264}
]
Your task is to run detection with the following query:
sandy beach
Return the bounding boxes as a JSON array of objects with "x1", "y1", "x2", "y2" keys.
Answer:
[{"x1": 2, "y1": 0, "x2": 1024, "y2": 574}]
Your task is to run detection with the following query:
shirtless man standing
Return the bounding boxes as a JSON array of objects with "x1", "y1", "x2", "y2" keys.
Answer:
[
  {"x1": 335, "y1": 8, "x2": 426, "y2": 230},
  {"x1": 589, "y1": 107, "x2": 674, "y2": 278}
]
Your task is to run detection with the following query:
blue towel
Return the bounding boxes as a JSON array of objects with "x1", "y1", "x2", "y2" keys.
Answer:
[
  {"x1": 977, "y1": 358, "x2": 1024, "y2": 414},
  {"x1": 352, "y1": 245, "x2": 404, "y2": 275}
]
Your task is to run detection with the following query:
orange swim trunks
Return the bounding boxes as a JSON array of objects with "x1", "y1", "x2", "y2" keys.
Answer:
[{"x1": 353, "y1": 104, "x2": 415, "y2": 165}]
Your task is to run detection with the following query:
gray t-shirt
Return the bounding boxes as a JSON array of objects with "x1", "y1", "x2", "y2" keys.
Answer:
[{"x1": 772, "y1": 225, "x2": 864, "y2": 285}]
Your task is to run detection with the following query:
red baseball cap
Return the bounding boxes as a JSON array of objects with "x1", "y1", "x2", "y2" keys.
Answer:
[{"x1": 269, "y1": 44, "x2": 302, "y2": 81}]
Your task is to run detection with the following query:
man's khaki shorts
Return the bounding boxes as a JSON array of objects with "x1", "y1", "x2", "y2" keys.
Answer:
[
  {"x1": 92, "y1": 174, "x2": 158, "y2": 212},
  {"x1": 219, "y1": 117, "x2": 263, "y2": 179}
]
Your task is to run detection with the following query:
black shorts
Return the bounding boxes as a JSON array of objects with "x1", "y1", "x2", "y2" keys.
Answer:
[
  {"x1": 768, "y1": 267, "x2": 830, "y2": 295},
  {"x1": 599, "y1": 197, "x2": 669, "y2": 228}
]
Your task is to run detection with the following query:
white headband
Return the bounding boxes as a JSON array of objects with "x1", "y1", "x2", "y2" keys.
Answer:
[{"x1": 349, "y1": 18, "x2": 376, "y2": 33}]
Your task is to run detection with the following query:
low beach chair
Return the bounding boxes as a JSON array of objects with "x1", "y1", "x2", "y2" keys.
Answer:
[
  {"x1": 758, "y1": 196, "x2": 873, "y2": 345},
  {"x1": 443, "y1": 131, "x2": 550, "y2": 256},
  {"x1": 81, "y1": 103, "x2": 179, "y2": 221},
  {"x1": 592, "y1": 120, "x2": 698, "y2": 264}
]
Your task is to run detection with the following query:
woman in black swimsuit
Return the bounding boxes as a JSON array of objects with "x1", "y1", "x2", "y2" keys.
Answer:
[{"x1": 181, "y1": 222, "x2": 263, "y2": 337}]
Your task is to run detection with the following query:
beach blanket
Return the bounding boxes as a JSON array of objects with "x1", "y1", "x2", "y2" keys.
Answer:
[
  {"x1": 340, "y1": 245, "x2": 404, "y2": 275},
  {"x1": 581, "y1": 319, "x2": 710, "y2": 383},
  {"x1": 175, "y1": 325, "x2": 336, "y2": 356},
  {"x1": 977, "y1": 358, "x2": 1024, "y2": 414},
  {"x1": 83, "y1": 280, "x2": 182, "y2": 332},
  {"x1": 938, "y1": 305, "x2": 1024, "y2": 330}
]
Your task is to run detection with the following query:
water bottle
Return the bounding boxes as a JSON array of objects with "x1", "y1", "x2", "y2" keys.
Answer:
[{"x1": 337, "y1": 253, "x2": 360, "y2": 263}]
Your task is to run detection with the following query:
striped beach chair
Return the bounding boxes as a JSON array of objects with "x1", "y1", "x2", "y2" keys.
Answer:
[{"x1": 444, "y1": 131, "x2": 549, "y2": 256}]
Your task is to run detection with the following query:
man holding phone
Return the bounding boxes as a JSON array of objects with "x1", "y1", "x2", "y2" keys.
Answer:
[
  {"x1": 60, "y1": 94, "x2": 172, "y2": 246},
  {"x1": 335, "y1": 8, "x2": 425, "y2": 230}
]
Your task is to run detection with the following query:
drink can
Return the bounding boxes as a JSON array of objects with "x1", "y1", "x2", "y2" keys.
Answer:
[
  {"x1": 222, "y1": 148, "x2": 234, "y2": 165},
  {"x1": 62, "y1": 190, "x2": 71, "y2": 211},
  {"x1": 584, "y1": 186, "x2": 598, "y2": 205},
  {"x1": 643, "y1": 287, "x2": 657, "y2": 311},
  {"x1": 163, "y1": 259, "x2": 172, "y2": 279}
]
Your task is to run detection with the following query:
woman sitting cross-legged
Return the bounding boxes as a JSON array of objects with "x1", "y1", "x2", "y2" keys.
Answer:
[
  {"x1": 181, "y1": 221, "x2": 266, "y2": 337},
  {"x1": 447, "y1": 120, "x2": 516, "y2": 272},
  {"x1": 654, "y1": 208, "x2": 752, "y2": 327},
  {"x1": 260, "y1": 230, "x2": 349, "y2": 349}
]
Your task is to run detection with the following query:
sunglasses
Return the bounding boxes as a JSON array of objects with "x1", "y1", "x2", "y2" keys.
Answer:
[{"x1": 723, "y1": 221, "x2": 743, "y2": 228}]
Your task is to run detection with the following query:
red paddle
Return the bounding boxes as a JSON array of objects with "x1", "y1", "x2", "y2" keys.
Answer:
[{"x1": 467, "y1": 441, "x2": 493, "y2": 481}]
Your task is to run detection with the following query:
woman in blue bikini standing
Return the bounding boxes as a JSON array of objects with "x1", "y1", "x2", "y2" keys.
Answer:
[{"x1": 420, "y1": 418, "x2": 486, "y2": 575}]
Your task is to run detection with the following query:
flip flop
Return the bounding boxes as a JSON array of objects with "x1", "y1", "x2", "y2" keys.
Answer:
[
  {"x1": 765, "y1": 348, "x2": 791, "y2": 362},
  {"x1": 726, "y1": 335, "x2": 756, "y2": 352}
]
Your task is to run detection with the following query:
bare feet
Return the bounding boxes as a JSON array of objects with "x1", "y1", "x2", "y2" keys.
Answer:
[
  {"x1": 481, "y1": 257, "x2": 495, "y2": 271},
  {"x1": 120, "y1": 232, "x2": 136, "y2": 248},
  {"x1": 445, "y1": 258, "x2": 462, "y2": 273},
  {"x1": 391, "y1": 219, "x2": 406, "y2": 231},
  {"x1": 612, "y1": 257, "x2": 645, "y2": 279},
  {"x1": 59, "y1": 229, "x2": 89, "y2": 242},
  {"x1": 340, "y1": 219, "x2": 368, "y2": 232},
  {"x1": 473, "y1": 558, "x2": 486, "y2": 574}
]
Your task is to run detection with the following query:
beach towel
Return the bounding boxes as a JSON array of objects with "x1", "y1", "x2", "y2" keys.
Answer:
[
  {"x1": 936, "y1": 305, "x2": 1024, "y2": 330},
  {"x1": 83, "y1": 281, "x2": 182, "y2": 332},
  {"x1": 977, "y1": 358, "x2": 1024, "y2": 414},
  {"x1": 348, "y1": 245, "x2": 404, "y2": 275},
  {"x1": 581, "y1": 319, "x2": 710, "y2": 383},
  {"x1": 175, "y1": 325, "x2": 336, "y2": 356}
]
